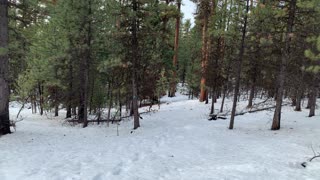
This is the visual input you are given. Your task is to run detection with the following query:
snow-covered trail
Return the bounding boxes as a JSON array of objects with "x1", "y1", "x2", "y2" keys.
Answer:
[{"x1": 1, "y1": 96, "x2": 320, "y2": 180}]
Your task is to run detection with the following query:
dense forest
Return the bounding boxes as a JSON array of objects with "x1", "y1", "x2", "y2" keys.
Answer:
[{"x1": 0, "y1": 0, "x2": 319, "y2": 135}]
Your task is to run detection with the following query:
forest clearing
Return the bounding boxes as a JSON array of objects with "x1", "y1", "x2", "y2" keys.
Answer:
[
  {"x1": 0, "y1": 0, "x2": 320, "y2": 179},
  {"x1": 1, "y1": 90, "x2": 320, "y2": 180}
]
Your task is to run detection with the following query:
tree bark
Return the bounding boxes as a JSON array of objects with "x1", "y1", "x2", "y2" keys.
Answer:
[
  {"x1": 295, "y1": 91, "x2": 302, "y2": 111},
  {"x1": 271, "y1": 0, "x2": 296, "y2": 130},
  {"x1": 199, "y1": 0, "x2": 209, "y2": 102},
  {"x1": 220, "y1": 86, "x2": 227, "y2": 113},
  {"x1": 295, "y1": 73, "x2": 304, "y2": 111},
  {"x1": 132, "y1": 0, "x2": 140, "y2": 129},
  {"x1": 38, "y1": 82, "x2": 44, "y2": 116},
  {"x1": 0, "y1": 0, "x2": 11, "y2": 135},
  {"x1": 66, "y1": 62, "x2": 73, "y2": 118},
  {"x1": 79, "y1": 0, "x2": 92, "y2": 128},
  {"x1": 169, "y1": 0, "x2": 181, "y2": 97},
  {"x1": 229, "y1": 0, "x2": 249, "y2": 130},
  {"x1": 309, "y1": 77, "x2": 319, "y2": 117}
]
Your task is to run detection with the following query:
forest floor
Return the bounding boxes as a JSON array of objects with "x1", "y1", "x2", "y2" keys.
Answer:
[{"x1": 1, "y1": 90, "x2": 320, "y2": 180}]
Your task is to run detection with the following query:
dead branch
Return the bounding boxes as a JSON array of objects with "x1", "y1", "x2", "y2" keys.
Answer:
[
  {"x1": 210, "y1": 103, "x2": 290, "y2": 120},
  {"x1": 309, "y1": 155, "x2": 320, "y2": 162},
  {"x1": 67, "y1": 109, "x2": 157, "y2": 124}
]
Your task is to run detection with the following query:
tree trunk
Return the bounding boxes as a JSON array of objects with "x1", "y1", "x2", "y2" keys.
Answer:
[
  {"x1": 220, "y1": 86, "x2": 227, "y2": 113},
  {"x1": 66, "y1": 37, "x2": 74, "y2": 119},
  {"x1": 291, "y1": 95, "x2": 296, "y2": 106},
  {"x1": 107, "y1": 91, "x2": 113, "y2": 127},
  {"x1": 54, "y1": 87, "x2": 59, "y2": 117},
  {"x1": 79, "y1": 0, "x2": 92, "y2": 128},
  {"x1": 38, "y1": 83, "x2": 44, "y2": 116},
  {"x1": 229, "y1": 0, "x2": 249, "y2": 130},
  {"x1": 0, "y1": 0, "x2": 10, "y2": 135},
  {"x1": 89, "y1": 75, "x2": 95, "y2": 115},
  {"x1": 295, "y1": 73, "x2": 304, "y2": 111},
  {"x1": 210, "y1": 89, "x2": 216, "y2": 115},
  {"x1": 271, "y1": 0, "x2": 296, "y2": 130},
  {"x1": 132, "y1": 0, "x2": 140, "y2": 129},
  {"x1": 199, "y1": 0, "x2": 209, "y2": 102},
  {"x1": 295, "y1": 91, "x2": 302, "y2": 111},
  {"x1": 306, "y1": 92, "x2": 311, "y2": 109},
  {"x1": 32, "y1": 95, "x2": 37, "y2": 114},
  {"x1": 169, "y1": 0, "x2": 181, "y2": 97},
  {"x1": 309, "y1": 77, "x2": 318, "y2": 117},
  {"x1": 54, "y1": 104, "x2": 59, "y2": 117}
]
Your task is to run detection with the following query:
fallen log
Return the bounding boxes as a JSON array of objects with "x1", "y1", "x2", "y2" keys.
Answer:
[
  {"x1": 67, "y1": 110, "x2": 157, "y2": 124},
  {"x1": 209, "y1": 103, "x2": 290, "y2": 120},
  {"x1": 235, "y1": 103, "x2": 290, "y2": 116}
]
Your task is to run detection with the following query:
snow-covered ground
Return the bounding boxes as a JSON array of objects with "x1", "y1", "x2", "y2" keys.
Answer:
[{"x1": 1, "y1": 91, "x2": 320, "y2": 180}]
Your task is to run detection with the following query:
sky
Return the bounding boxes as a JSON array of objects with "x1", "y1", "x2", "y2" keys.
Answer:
[{"x1": 181, "y1": 0, "x2": 196, "y2": 25}]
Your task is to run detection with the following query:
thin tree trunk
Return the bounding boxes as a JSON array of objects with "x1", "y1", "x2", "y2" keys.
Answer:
[
  {"x1": 0, "y1": 0, "x2": 10, "y2": 135},
  {"x1": 79, "y1": 0, "x2": 92, "y2": 128},
  {"x1": 295, "y1": 91, "x2": 302, "y2": 111},
  {"x1": 89, "y1": 74, "x2": 95, "y2": 115},
  {"x1": 271, "y1": 0, "x2": 296, "y2": 130},
  {"x1": 132, "y1": 0, "x2": 140, "y2": 129},
  {"x1": 107, "y1": 90, "x2": 113, "y2": 127},
  {"x1": 306, "y1": 92, "x2": 311, "y2": 109},
  {"x1": 38, "y1": 82, "x2": 44, "y2": 116},
  {"x1": 169, "y1": 0, "x2": 181, "y2": 97},
  {"x1": 54, "y1": 87, "x2": 58, "y2": 117},
  {"x1": 220, "y1": 86, "x2": 226, "y2": 113},
  {"x1": 309, "y1": 77, "x2": 318, "y2": 117},
  {"x1": 66, "y1": 30, "x2": 74, "y2": 119},
  {"x1": 32, "y1": 95, "x2": 37, "y2": 114},
  {"x1": 229, "y1": 0, "x2": 250, "y2": 130},
  {"x1": 54, "y1": 104, "x2": 59, "y2": 117},
  {"x1": 210, "y1": 89, "x2": 216, "y2": 115},
  {"x1": 308, "y1": 88, "x2": 317, "y2": 117},
  {"x1": 295, "y1": 72, "x2": 304, "y2": 111}
]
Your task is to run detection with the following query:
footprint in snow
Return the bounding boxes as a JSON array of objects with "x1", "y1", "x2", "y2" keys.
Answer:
[
  {"x1": 112, "y1": 162, "x2": 124, "y2": 175},
  {"x1": 288, "y1": 162, "x2": 305, "y2": 169},
  {"x1": 92, "y1": 173, "x2": 107, "y2": 180}
]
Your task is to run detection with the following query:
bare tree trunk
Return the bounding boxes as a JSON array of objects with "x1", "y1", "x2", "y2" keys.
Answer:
[
  {"x1": 291, "y1": 94, "x2": 296, "y2": 106},
  {"x1": 248, "y1": 82, "x2": 255, "y2": 108},
  {"x1": 0, "y1": 0, "x2": 10, "y2": 135},
  {"x1": 32, "y1": 95, "x2": 37, "y2": 114},
  {"x1": 220, "y1": 86, "x2": 227, "y2": 113},
  {"x1": 66, "y1": 26, "x2": 74, "y2": 118},
  {"x1": 54, "y1": 87, "x2": 58, "y2": 117},
  {"x1": 38, "y1": 82, "x2": 44, "y2": 116},
  {"x1": 295, "y1": 73, "x2": 304, "y2": 111},
  {"x1": 107, "y1": 92, "x2": 113, "y2": 127},
  {"x1": 229, "y1": 0, "x2": 249, "y2": 130},
  {"x1": 210, "y1": 89, "x2": 216, "y2": 114},
  {"x1": 79, "y1": 0, "x2": 93, "y2": 128},
  {"x1": 89, "y1": 74, "x2": 95, "y2": 115},
  {"x1": 132, "y1": 0, "x2": 140, "y2": 129},
  {"x1": 271, "y1": 0, "x2": 296, "y2": 130},
  {"x1": 54, "y1": 105, "x2": 59, "y2": 117},
  {"x1": 295, "y1": 91, "x2": 302, "y2": 111},
  {"x1": 306, "y1": 92, "x2": 311, "y2": 109},
  {"x1": 309, "y1": 77, "x2": 318, "y2": 117},
  {"x1": 169, "y1": 0, "x2": 181, "y2": 97},
  {"x1": 199, "y1": 0, "x2": 209, "y2": 102}
]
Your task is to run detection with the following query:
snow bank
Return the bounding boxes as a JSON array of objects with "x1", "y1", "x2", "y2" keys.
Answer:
[{"x1": 0, "y1": 95, "x2": 320, "y2": 180}]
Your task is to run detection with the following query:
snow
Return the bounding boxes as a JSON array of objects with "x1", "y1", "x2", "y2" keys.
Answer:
[{"x1": 1, "y1": 91, "x2": 320, "y2": 180}]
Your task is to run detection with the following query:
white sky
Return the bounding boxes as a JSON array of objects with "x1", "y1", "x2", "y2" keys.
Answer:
[{"x1": 181, "y1": 0, "x2": 196, "y2": 25}]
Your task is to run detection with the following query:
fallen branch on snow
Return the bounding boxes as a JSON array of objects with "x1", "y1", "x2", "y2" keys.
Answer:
[
  {"x1": 210, "y1": 103, "x2": 291, "y2": 120},
  {"x1": 301, "y1": 145, "x2": 320, "y2": 168},
  {"x1": 67, "y1": 110, "x2": 157, "y2": 124}
]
